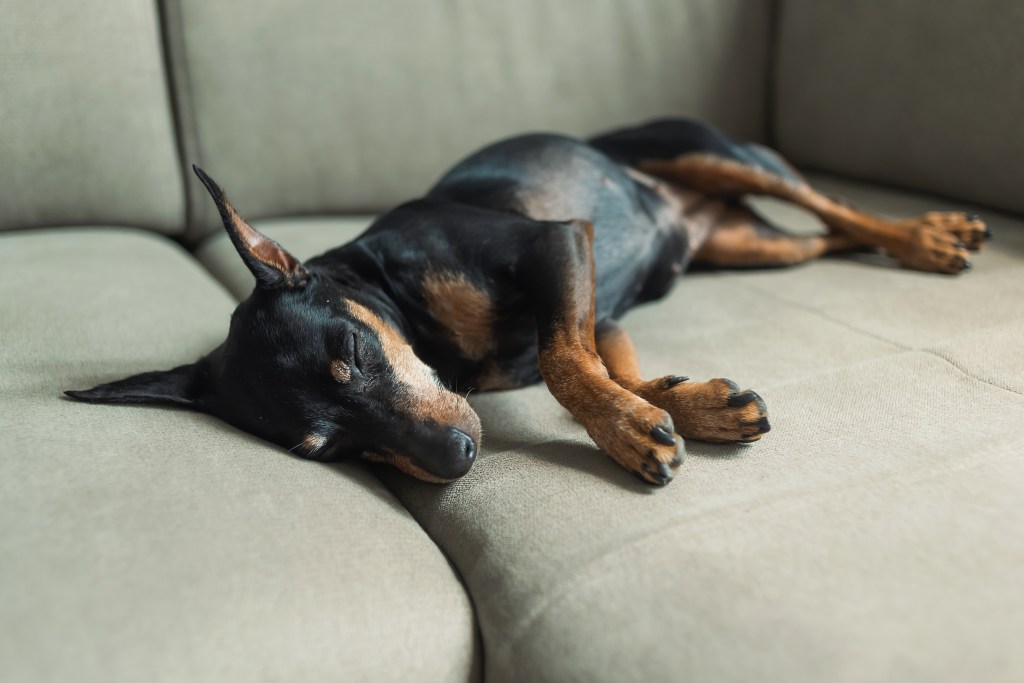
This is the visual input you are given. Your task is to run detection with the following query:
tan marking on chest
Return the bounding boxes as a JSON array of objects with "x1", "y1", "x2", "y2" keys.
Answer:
[{"x1": 422, "y1": 272, "x2": 496, "y2": 361}]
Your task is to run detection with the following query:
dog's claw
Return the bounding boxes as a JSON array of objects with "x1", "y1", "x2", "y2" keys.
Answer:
[
  {"x1": 742, "y1": 416, "x2": 771, "y2": 434},
  {"x1": 650, "y1": 425, "x2": 676, "y2": 446},
  {"x1": 726, "y1": 391, "x2": 758, "y2": 408},
  {"x1": 642, "y1": 461, "x2": 674, "y2": 486},
  {"x1": 663, "y1": 375, "x2": 689, "y2": 388}
]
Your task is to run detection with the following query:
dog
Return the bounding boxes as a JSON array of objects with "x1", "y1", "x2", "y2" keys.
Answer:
[{"x1": 66, "y1": 119, "x2": 990, "y2": 486}]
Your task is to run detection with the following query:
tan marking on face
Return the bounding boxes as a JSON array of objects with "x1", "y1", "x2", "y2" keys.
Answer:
[
  {"x1": 421, "y1": 271, "x2": 496, "y2": 361},
  {"x1": 345, "y1": 300, "x2": 482, "y2": 443},
  {"x1": 329, "y1": 359, "x2": 352, "y2": 382}
]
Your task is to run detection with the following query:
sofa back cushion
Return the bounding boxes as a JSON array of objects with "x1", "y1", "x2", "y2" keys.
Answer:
[
  {"x1": 0, "y1": 0, "x2": 185, "y2": 234},
  {"x1": 164, "y1": 0, "x2": 773, "y2": 243},
  {"x1": 774, "y1": 0, "x2": 1024, "y2": 214}
]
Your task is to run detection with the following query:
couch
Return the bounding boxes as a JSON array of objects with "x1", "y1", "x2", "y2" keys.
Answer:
[{"x1": 3, "y1": 1, "x2": 1022, "y2": 681}]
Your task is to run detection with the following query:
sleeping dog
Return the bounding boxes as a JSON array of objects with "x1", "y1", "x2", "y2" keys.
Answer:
[{"x1": 66, "y1": 119, "x2": 989, "y2": 486}]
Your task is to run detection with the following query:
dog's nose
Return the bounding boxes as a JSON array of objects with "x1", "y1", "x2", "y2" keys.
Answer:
[{"x1": 438, "y1": 428, "x2": 477, "y2": 479}]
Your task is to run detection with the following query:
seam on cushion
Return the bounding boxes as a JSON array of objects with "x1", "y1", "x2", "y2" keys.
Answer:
[
  {"x1": 727, "y1": 276, "x2": 912, "y2": 350},
  {"x1": 157, "y1": 0, "x2": 207, "y2": 246},
  {"x1": 497, "y1": 444, "x2": 1023, "y2": 659},
  {"x1": 921, "y1": 349, "x2": 1024, "y2": 398}
]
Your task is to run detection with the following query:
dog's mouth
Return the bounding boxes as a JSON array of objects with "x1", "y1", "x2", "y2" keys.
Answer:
[{"x1": 360, "y1": 445, "x2": 473, "y2": 484}]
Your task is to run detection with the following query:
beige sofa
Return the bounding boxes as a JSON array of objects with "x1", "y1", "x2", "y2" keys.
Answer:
[{"x1": 3, "y1": 1, "x2": 1023, "y2": 681}]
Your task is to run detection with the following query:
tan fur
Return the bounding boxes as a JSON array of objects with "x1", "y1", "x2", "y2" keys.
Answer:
[
  {"x1": 223, "y1": 201, "x2": 305, "y2": 280},
  {"x1": 539, "y1": 328, "x2": 681, "y2": 477},
  {"x1": 693, "y1": 206, "x2": 855, "y2": 267},
  {"x1": 533, "y1": 227, "x2": 682, "y2": 485},
  {"x1": 632, "y1": 378, "x2": 768, "y2": 443},
  {"x1": 422, "y1": 271, "x2": 496, "y2": 361},
  {"x1": 346, "y1": 300, "x2": 482, "y2": 444},
  {"x1": 361, "y1": 450, "x2": 458, "y2": 484},
  {"x1": 329, "y1": 359, "x2": 352, "y2": 383},
  {"x1": 640, "y1": 153, "x2": 986, "y2": 274},
  {"x1": 596, "y1": 322, "x2": 769, "y2": 443}
]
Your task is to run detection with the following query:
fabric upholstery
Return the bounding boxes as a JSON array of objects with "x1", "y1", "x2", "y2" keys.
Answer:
[
  {"x1": 0, "y1": 0, "x2": 185, "y2": 233},
  {"x1": 0, "y1": 229, "x2": 477, "y2": 683},
  {"x1": 162, "y1": 0, "x2": 774, "y2": 242},
  {"x1": 381, "y1": 179, "x2": 1024, "y2": 682},
  {"x1": 197, "y1": 177, "x2": 1024, "y2": 681},
  {"x1": 774, "y1": 0, "x2": 1024, "y2": 214}
]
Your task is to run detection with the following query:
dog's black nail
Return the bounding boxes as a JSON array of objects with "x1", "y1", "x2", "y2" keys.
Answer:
[
  {"x1": 962, "y1": 260, "x2": 973, "y2": 271},
  {"x1": 755, "y1": 416, "x2": 771, "y2": 433},
  {"x1": 727, "y1": 391, "x2": 757, "y2": 407},
  {"x1": 955, "y1": 242, "x2": 966, "y2": 249},
  {"x1": 671, "y1": 445, "x2": 684, "y2": 466},
  {"x1": 657, "y1": 462, "x2": 673, "y2": 482},
  {"x1": 965, "y1": 212, "x2": 980, "y2": 221},
  {"x1": 984, "y1": 227, "x2": 993, "y2": 239},
  {"x1": 663, "y1": 375, "x2": 689, "y2": 388},
  {"x1": 651, "y1": 426, "x2": 676, "y2": 446}
]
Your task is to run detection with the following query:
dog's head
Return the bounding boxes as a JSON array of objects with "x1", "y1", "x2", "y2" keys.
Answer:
[{"x1": 66, "y1": 166, "x2": 481, "y2": 482}]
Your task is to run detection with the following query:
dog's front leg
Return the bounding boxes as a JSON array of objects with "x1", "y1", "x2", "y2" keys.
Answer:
[{"x1": 520, "y1": 220, "x2": 683, "y2": 485}]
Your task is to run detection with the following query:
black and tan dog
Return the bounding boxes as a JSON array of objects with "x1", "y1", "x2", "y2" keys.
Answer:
[{"x1": 67, "y1": 119, "x2": 989, "y2": 485}]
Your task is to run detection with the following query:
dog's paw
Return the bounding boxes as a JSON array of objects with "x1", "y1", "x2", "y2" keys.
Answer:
[
  {"x1": 634, "y1": 377, "x2": 770, "y2": 444},
  {"x1": 890, "y1": 224, "x2": 974, "y2": 275},
  {"x1": 900, "y1": 211, "x2": 990, "y2": 251},
  {"x1": 581, "y1": 393, "x2": 684, "y2": 486}
]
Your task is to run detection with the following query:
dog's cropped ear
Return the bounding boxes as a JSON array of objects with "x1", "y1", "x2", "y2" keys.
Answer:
[
  {"x1": 65, "y1": 363, "x2": 203, "y2": 408},
  {"x1": 192, "y1": 164, "x2": 309, "y2": 290}
]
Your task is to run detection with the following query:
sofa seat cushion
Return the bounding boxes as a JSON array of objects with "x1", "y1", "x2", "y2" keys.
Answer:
[
  {"x1": 196, "y1": 177, "x2": 1024, "y2": 681},
  {"x1": 0, "y1": 229, "x2": 476, "y2": 683}
]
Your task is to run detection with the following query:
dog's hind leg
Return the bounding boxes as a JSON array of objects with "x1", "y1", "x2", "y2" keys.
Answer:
[
  {"x1": 591, "y1": 119, "x2": 988, "y2": 273},
  {"x1": 521, "y1": 219, "x2": 683, "y2": 485},
  {"x1": 639, "y1": 150, "x2": 986, "y2": 274},
  {"x1": 595, "y1": 320, "x2": 770, "y2": 444},
  {"x1": 692, "y1": 203, "x2": 860, "y2": 269}
]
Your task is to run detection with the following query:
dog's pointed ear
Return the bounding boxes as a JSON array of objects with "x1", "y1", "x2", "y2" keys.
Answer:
[
  {"x1": 65, "y1": 363, "x2": 203, "y2": 407},
  {"x1": 192, "y1": 164, "x2": 309, "y2": 290}
]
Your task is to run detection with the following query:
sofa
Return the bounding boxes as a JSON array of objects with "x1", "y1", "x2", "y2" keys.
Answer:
[{"x1": 3, "y1": 1, "x2": 1022, "y2": 681}]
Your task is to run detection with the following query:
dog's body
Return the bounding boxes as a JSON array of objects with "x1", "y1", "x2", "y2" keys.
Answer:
[{"x1": 67, "y1": 119, "x2": 989, "y2": 485}]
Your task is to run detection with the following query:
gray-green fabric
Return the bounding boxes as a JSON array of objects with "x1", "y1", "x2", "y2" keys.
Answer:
[
  {"x1": 383, "y1": 181, "x2": 1024, "y2": 682},
  {"x1": 774, "y1": 0, "x2": 1024, "y2": 214},
  {"x1": 164, "y1": 0, "x2": 773, "y2": 243},
  {"x1": 0, "y1": 229, "x2": 477, "y2": 683},
  {"x1": 197, "y1": 179, "x2": 1024, "y2": 681},
  {"x1": 0, "y1": 1, "x2": 185, "y2": 233}
]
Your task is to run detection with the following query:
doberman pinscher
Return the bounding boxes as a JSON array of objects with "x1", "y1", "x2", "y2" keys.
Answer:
[{"x1": 66, "y1": 119, "x2": 990, "y2": 486}]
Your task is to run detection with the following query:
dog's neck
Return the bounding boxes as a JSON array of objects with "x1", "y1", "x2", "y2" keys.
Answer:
[{"x1": 308, "y1": 241, "x2": 413, "y2": 341}]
